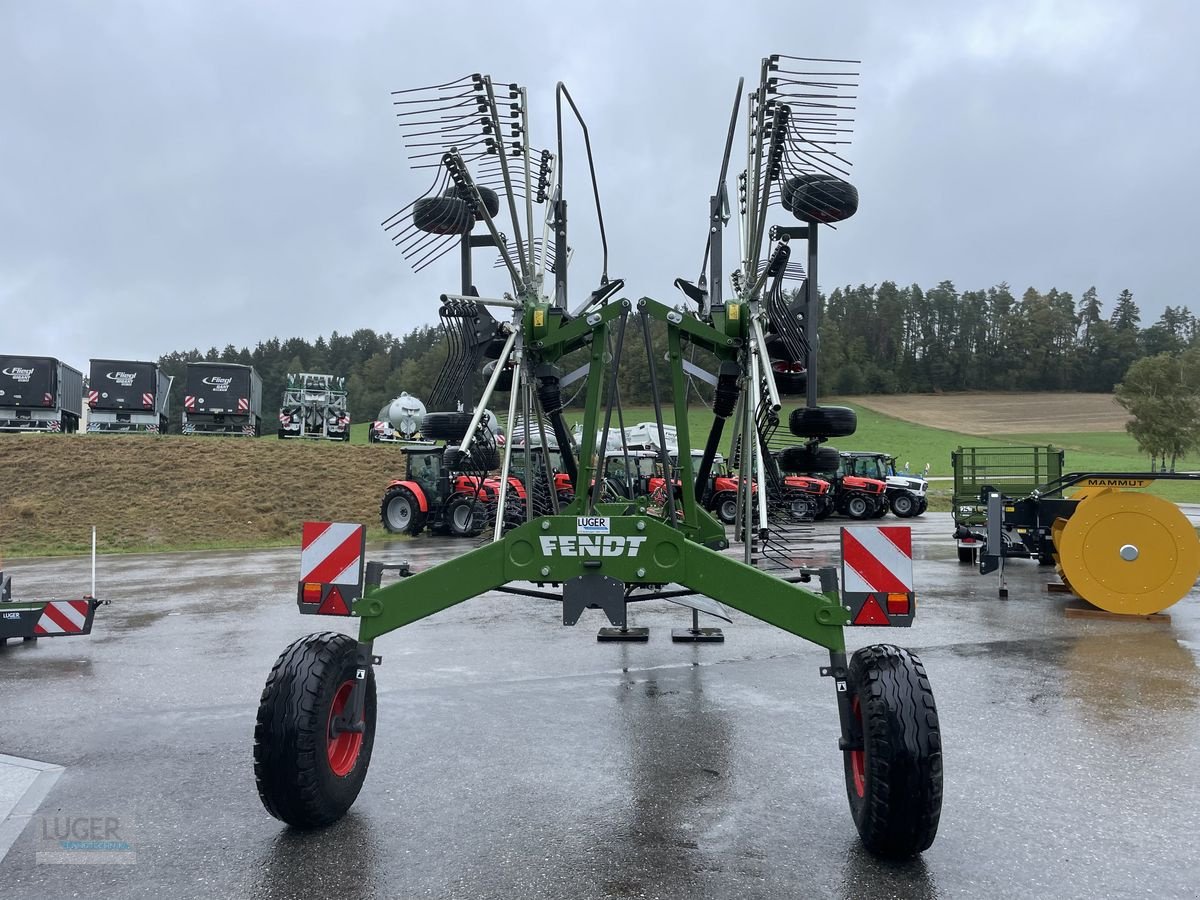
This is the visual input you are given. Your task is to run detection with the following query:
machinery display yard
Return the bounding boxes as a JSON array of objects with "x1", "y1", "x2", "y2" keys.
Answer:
[{"x1": 2, "y1": 512, "x2": 1199, "y2": 900}]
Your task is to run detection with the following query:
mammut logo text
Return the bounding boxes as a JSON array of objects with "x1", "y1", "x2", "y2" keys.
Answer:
[{"x1": 539, "y1": 536, "x2": 647, "y2": 557}]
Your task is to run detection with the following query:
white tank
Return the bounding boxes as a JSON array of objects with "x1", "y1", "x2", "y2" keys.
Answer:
[{"x1": 383, "y1": 392, "x2": 427, "y2": 437}]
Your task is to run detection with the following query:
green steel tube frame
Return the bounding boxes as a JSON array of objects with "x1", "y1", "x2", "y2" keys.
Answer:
[{"x1": 353, "y1": 296, "x2": 849, "y2": 651}]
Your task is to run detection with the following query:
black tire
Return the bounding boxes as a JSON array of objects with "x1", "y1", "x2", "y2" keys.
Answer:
[
  {"x1": 844, "y1": 493, "x2": 872, "y2": 520},
  {"x1": 788, "y1": 494, "x2": 817, "y2": 521},
  {"x1": 713, "y1": 492, "x2": 738, "y2": 525},
  {"x1": 421, "y1": 411, "x2": 474, "y2": 442},
  {"x1": 381, "y1": 486, "x2": 427, "y2": 535},
  {"x1": 254, "y1": 632, "x2": 377, "y2": 829},
  {"x1": 889, "y1": 492, "x2": 917, "y2": 518},
  {"x1": 468, "y1": 443, "x2": 500, "y2": 471},
  {"x1": 413, "y1": 195, "x2": 474, "y2": 235},
  {"x1": 770, "y1": 361, "x2": 807, "y2": 396},
  {"x1": 870, "y1": 499, "x2": 889, "y2": 519},
  {"x1": 781, "y1": 173, "x2": 859, "y2": 224},
  {"x1": 915, "y1": 498, "x2": 927, "y2": 516},
  {"x1": 789, "y1": 406, "x2": 857, "y2": 439},
  {"x1": 449, "y1": 183, "x2": 501, "y2": 218},
  {"x1": 446, "y1": 494, "x2": 485, "y2": 537},
  {"x1": 957, "y1": 546, "x2": 975, "y2": 564},
  {"x1": 843, "y1": 644, "x2": 941, "y2": 859},
  {"x1": 482, "y1": 359, "x2": 514, "y2": 392},
  {"x1": 779, "y1": 445, "x2": 840, "y2": 474},
  {"x1": 814, "y1": 501, "x2": 834, "y2": 521},
  {"x1": 278, "y1": 428, "x2": 287, "y2": 439}
]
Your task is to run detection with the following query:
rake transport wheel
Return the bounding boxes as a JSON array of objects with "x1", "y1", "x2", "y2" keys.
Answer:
[
  {"x1": 421, "y1": 411, "x2": 475, "y2": 441},
  {"x1": 1054, "y1": 490, "x2": 1200, "y2": 616},
  {"x1": 789, "y1": 406, "x2": 857, "y2": 438},
  {"x1": 381, "y1": 486, "x2": 426, "y2": 535},
  {"x1": 844, "y1": 644, "x2": 942, "y2": 859},
  {"x1": 255, "y1": 632, "x2": 377, "y2": 829}
]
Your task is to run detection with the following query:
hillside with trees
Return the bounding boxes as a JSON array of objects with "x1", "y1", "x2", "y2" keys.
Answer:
[{"x1": 153, "y1": 282, "x2": 1199, "y2": 434}]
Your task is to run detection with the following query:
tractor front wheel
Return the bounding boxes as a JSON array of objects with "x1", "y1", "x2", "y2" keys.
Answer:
[
  {"x1": 889, "y1": 492, "x2": 916, "y2": 518},
  {"x1": 254, "y1": 632, "x2": 377, "y2": 829},
  {"x1": 844, "y1": 493, "x2": 872, "y2": 520},
  {"x1": 713, "y1": 492, "x2": 738, "y2": 525},
  {"x1": 447, "y1": 494, "x2": 486, "y2": 537},
  {"x1": 844, "y1": 644, "x2": 942, "y2": 859},
  {"x1": 381, "y1": 486, "x2": 427, "y2": 535}
]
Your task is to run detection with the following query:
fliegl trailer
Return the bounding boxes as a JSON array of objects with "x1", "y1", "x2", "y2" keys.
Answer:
[
  {"x1": 253, "y1": 61, "x2": 943, "y2": 862},
  {"x1": 87, "y1": 359, "x2": 172, "y2": 434},
  {"x1": 181, "y1": 362, "x2": 263, "y2": 436},
  {"x1": 0, "y1": 355, "x2": 84, "y2": 433}
]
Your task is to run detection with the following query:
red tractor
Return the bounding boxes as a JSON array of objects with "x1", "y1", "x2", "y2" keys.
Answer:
[
  {"x1": 776, "y1": 444, "x2": 884, "y2": 519},
  {"x1": 380, "y1": 446, "x2": 526, "y2": 538},
  {"x1": 668, "y1": 450, "x2": 758, "y2": 525}
]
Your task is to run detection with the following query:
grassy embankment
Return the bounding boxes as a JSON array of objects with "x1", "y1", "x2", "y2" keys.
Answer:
[{"x1": 3, "y1": 393, "x2": 1194, "y2": 558}]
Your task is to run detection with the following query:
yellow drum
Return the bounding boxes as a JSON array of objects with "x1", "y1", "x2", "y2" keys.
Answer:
[{"x1": 1053, "y1": 489, "x2": 1200, "y2": 615}]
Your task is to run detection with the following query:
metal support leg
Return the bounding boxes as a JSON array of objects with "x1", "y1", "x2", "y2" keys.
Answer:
[{"x1": 671, "y1": 604, "x2": 725, "y2": 643}]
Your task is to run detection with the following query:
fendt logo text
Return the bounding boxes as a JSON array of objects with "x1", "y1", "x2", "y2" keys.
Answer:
[{"x1": 539, "y1": 536, "x2": 647, "y2": 557}]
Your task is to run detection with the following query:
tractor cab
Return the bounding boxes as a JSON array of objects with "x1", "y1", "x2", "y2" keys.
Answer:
[
  {"x1": 601, "y1": 450, "x2": 662, "y2": 499},
  {"x1": 840, "y1": 451, "x2": 927, "y2": 518}
]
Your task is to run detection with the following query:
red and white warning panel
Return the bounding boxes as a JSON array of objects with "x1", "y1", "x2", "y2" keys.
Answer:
[
  {"x1": 840, "y1": 526, "x2": 915, "y2": 627},
  {"x1": 297, "y1": 522, "x2": 366, "y2": 617},
  {"x1": 0, "y1": 595, "x2": 101, "y2": 643}
]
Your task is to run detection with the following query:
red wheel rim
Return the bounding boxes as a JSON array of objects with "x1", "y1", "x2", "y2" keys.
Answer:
[
  {"x1": 850, "y1": 695, "x2": 866, "y2": 798},
  {"x1": 326, "y1": 680, "x2": 363, "y2": 777}
]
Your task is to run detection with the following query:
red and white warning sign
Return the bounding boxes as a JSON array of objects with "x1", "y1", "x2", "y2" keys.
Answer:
[
  {"x1": 298, "y1": 522, "x2": 365, "y2": 616},
  {"x1": 300, "y1": 522, "x2": 365, "y2": 586},
  {"x1": 34, "y1": 600, "x2": 92, "y2": 635},
  {"x1": 840, "y1": 526, "x2": 915, "y2": 627},
  {"x1": 841, "y1": 526, "x2": 913, "y2": 594}
]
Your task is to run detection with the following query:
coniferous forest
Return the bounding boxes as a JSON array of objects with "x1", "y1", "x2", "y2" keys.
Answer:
[{"x1": 154, "y1": 282, "x2": 1199, "y2": 427}]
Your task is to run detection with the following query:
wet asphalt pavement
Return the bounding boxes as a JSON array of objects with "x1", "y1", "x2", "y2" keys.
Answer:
[{"x1": 1, "y1": 513, "x2": 1199, "y2": 899}]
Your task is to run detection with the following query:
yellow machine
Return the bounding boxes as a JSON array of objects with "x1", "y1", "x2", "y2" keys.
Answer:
[{"x1": 962, "y1": 471, "x2": 1200, "y2": 616}]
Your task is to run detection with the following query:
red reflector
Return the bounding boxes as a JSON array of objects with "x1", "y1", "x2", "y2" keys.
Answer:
[
  {"x1": 301, "y1": 582, "x2": 322, "y2": 604},
  {"x1": 853, "y1": 595, "x2": 890, "y2": 626},
  {"x1": 319, "y1": 586, "x2": 350, "y2": 616},
  {"x1": 887, "y1": 592, "x2": 910, "y2": 615}
]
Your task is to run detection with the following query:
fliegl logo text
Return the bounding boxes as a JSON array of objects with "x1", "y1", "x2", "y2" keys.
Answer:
[{"x1": 539, "y1": 535, "x2": 647, "y2": 557}]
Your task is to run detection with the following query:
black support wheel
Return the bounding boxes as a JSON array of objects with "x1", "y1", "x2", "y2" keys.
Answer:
[
  {"x1": 421, "y1": 411, "x2": 475, "y2": 441},
  {"x1": 381, "y1": 486, "x2": 427, "y2": 535},
  {"x1": 843, "y1": 644, "x2": 942, "y2": 859},
  {"x1": 779, "y1": 444, "x2": 840, "y2": 474},
  {"x1": 789, "y1": 406, "x2": 857, "y2": 438},
  {"x1": 254, "y1": 632, "x2": 377, "y2": 829},
  {"x1": 412, "y1": 195, "x2": 474, "y2": 235}
]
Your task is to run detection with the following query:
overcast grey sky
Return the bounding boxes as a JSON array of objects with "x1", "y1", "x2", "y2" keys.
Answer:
[{"x1": 2, "y1": 0, "x2": 1196, "y2": 368}]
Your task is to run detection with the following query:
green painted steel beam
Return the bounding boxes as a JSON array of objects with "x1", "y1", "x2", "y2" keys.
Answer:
[{"x1": 354, "y1": 516, "x2": 847, "y2": 649}]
